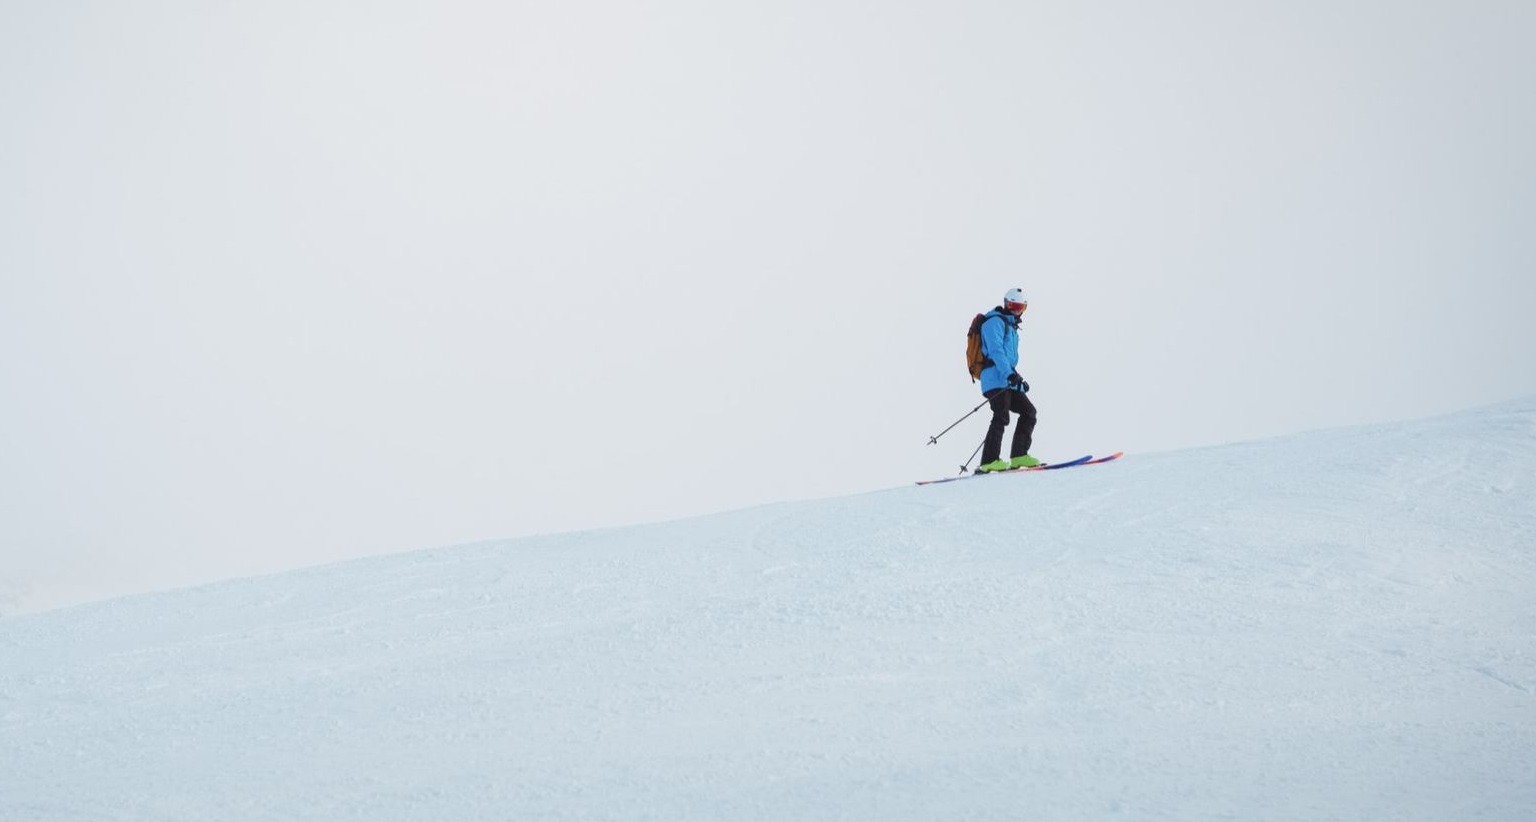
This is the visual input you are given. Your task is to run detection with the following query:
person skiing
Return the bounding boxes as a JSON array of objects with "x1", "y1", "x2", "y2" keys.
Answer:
[{"x1": 975, "y1": 288, "x2": 1039, "y2": 473}]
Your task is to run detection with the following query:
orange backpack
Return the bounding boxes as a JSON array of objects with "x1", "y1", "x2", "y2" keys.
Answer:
[{"x1": 965, "y1": 313, "x2": 994, "y2": 382}]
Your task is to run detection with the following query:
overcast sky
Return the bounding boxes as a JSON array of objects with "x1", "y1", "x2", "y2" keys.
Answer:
[{"x1": 4, "y1": 0, "x2": 1534, "y2": 614}]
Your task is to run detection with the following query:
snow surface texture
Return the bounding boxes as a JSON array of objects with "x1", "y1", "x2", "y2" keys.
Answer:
[{"x1": 4, "y1": 400, "x2": 1535, "y2": 821}]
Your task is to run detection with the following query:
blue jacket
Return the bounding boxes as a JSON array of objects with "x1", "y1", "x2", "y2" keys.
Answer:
[{"x1": 977, "y1": 308, "x2": 1020, "y2": 394}]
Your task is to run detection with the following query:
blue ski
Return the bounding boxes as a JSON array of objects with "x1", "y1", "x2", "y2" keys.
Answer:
[{"x1": 916, "y1": 455, "x2": 1093, "y2": 485}]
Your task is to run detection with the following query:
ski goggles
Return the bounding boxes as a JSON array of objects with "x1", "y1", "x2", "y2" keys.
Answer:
[{"x1": 1005, "y1": 300, "x2": 1029, "y2": 313}]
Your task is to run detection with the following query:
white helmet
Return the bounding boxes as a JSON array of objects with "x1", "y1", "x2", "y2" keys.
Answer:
[{"x1": 1003, "y1": 287, "x2": 1028, "y2": 308}]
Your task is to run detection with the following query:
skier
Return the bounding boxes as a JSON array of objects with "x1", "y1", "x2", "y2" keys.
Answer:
[{"x1": 975, "y1": 288, "x2": 1039, "y2": 473}]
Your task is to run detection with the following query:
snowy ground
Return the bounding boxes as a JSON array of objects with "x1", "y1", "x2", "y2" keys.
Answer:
[{"x1": 3, "y1": 399, "x2": 1535, "y2": 821}]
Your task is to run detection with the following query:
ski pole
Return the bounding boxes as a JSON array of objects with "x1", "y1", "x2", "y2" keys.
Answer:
[
  {"x1": 927, "y1": 396, "x2": 992, "y2": 445},
  {"x1": 958, "y1": 437, "x2": 986, "y2": 474}
]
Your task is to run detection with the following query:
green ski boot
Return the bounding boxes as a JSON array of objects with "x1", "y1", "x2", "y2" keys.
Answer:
[
  {"x1": 1009, "y1": 454, "x2": 1042, "y2": 469},
  {"x1": 976, "y1": 459, "x2": 1011, "y2": 474}
]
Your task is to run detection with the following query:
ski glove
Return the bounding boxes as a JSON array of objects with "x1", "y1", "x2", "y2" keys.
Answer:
[{"x1": 1008, "y1": 372, "x2": 1029, "y2": 392}]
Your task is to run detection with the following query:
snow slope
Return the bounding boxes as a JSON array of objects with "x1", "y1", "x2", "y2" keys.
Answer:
[{"x1": 3, "y1": 399, "x2": 1535, "y2": 821}]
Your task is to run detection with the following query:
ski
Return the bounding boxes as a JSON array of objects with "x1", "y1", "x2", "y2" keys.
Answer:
[
  {"x1": 1027, "y1": 454, "x2": 1094, "y2": 471},
  {"x1": 916, "y1": 454, "x2": 1093, "y2": 485},
  {"x1": 1023, "y1": 451, "x2": 1123, "y2": 471}
]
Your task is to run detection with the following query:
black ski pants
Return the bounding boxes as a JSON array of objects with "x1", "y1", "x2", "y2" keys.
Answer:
[{"x1": 980, "y1": 388, "x2": 1037, "y2": 465}]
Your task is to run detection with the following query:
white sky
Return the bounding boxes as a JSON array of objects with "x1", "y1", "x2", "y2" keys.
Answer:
[{"x1": 4, "y1": 0, "x2": 1534, "y2": 614}]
